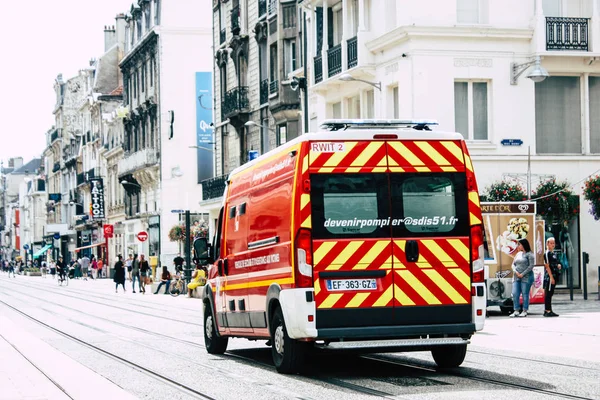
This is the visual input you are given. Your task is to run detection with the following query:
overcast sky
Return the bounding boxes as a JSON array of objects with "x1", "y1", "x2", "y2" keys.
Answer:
[{"x1": 0, "y1": 0, "x2": 133, "y2": 168}]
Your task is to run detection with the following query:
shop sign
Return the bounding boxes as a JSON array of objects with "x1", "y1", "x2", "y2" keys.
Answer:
[
  {"x1": 90, "y1": 178, "x2": 105, "y2": 220},
  {"x1": 103, "y1": 224, "x2": 114, "y2": 238}
]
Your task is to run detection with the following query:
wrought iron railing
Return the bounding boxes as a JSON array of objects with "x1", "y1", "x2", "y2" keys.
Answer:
[
  {"x1": 546, "y1": 17, "x2": 589, "y2": 51},
  {"x1": 201, "y1": 174, "x2": 228, "y2": 201},
  {"x1": 50, "y1": 129, "x2": 59, "y2": 143},
  {"x1": 268, "y1": 0, "x2": 278, "y2": 15},
  {"x1": 52, "y1": 162, "x2": 60, "y2": 173},
  {"x1": 314, "y1": 55, "x2": 323, "y2": 83},
  {"x1": 260, "y1": 79, "x2": 269, "y2": 104},
  {"x1": 269, "y1": 80, "x2": 278, "y2": 94},
  {"x1": 231, "y1": 5, "x2": 240, "y2": 34},
  {"x1": 258, "y1": 0, "x2": 267, "y2": 17},
  {"x1": 327, "y1": 44, "x2": 342, "y2": 77},
  {"x1": 220, "y1": 28, "x2": 226, "y2": 44},
  {"x1": 77, "y1": 173, "x2": 85, "y2": 186},
  {"x1": 222, "y1": 86, "x2": 250, "y2": 118},
  {"x1": 347, "y1": 36, "x2": 358, "y2": 68}
]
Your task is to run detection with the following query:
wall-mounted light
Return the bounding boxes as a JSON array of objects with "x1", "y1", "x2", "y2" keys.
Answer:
[
  {"x1": 168, "y1": 110, "x2": 175, "y2": 139},
  {"x1": 244, "y1": 120, "x2": 276, "y2": 132},
  {"x1": 339, "y1": 73, "x2": 381, "y2": 91},
  {"x1": 511, "y1": 56, "x2": 550, "y2": 85},
  {"x1": 120, "y1": 179, "x2": 141, "y2": 188}
]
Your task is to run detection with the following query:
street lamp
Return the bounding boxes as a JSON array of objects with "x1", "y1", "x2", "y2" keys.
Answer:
[
  {"x1": 510, "y1": 56, "x2": 550, "y2": 85},
  {"x1": 120, "y1": 179, "x2": 141, "y2": 188},
  {"x1": 244, "y1": 120, "x2": 276, "y2": 132},
  {"x1": 339, "y1": 73, "x2": 381, "y2": 91}
]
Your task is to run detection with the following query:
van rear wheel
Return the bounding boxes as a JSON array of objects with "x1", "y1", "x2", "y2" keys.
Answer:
[
  {"x1": 270, "y1": 307, "x2": 308, "y2": 374},
  {"x1": 204, "y1": 303, "x2": 228, "y2": 354},
  {"x1": 431, "y1": 345, "x2": 467, "y2": 368}
]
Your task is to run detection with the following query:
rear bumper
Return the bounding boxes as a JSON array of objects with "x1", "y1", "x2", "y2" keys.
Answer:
[
  {"x1": 316, "y1": 323, "x2": 475, "y2": 340},
  {"x1": 315, "y1": 337, "x2": 470, "y2": 353}
]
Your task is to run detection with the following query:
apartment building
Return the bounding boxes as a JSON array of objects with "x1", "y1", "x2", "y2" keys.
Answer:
[
  {"x1": 303, "y1": 0, "x2": 600, "y2": 293},
  {"x1": 204, "y1": 0, "x2": 305, "y2": 220}
]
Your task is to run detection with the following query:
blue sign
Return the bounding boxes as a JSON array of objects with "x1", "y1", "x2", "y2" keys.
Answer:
[
  {"x1": 53, "y1": 233, "x2": 61, "y2": 240},
  {"x1": 23, "y1": 244, "x2": 29, "y2": 250},
  {"x1": 248, "y1": 150, "x2": 259, "y2": 161},
  {"x1": 501, "y1": 139, "x2": 523, "y2": 146},
  {"x1": 171, "y1": 209, "x2": 185, "y2": 214},
  {"x1": 196, "y1": 72, "x2": 214, "y2": 184}
]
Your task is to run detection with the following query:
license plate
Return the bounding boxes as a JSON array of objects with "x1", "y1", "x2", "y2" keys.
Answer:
[{"x1": 326, "y1": 279, "x2": 377, "y2": 291}]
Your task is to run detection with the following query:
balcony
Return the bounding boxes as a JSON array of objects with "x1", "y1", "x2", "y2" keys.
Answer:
[
  {"x1": 50, "y1": 129, "x2": 60, "y2": 143},
  {"x1": 314, "y1": 55, "x2": 323, "y2": 83},
  {"x1": 76, "y1": 173, "x2": 85, "y2": 186},
  {"x1": 546, "y1": 17, "x2": 589, "y2": 51},
  {"x1": 118, "y1": 148, "x2": 159, "y2": 177},
  {"x1": 201, "y1": 174, "x2": 228, "y2": 201},
  {"x1": 327, "y1": 44, "x2": 342, "y2": 77},
  {"x1": 269, "y1": 81, "x2": 300, "y2": 116},
  {"x1": 231, "y1": 5, "x2": 240, "y2": 35},
  {"x1": 222, "y1": 86, "x2": 250, "y2": 120},
  {"x1": 260, "y1": 79, "x2": 269, "y2": 104},
  {"x1": 220, "y1": 28, "x2": 226, "y2": 45},
  {"x1": 347, "y1": 36, "x2": 358, "y2": 69},
  {"x1": 85, "y1": 168, "x2": 98, "y2": 181},
  {"x1": 52, "y1": 162, "x2": 60, "y2": 173},
  {"x1": 258, "y1": 0, "x2": 267, "y2": 18},
  {"x1": 268, "y1": 0, "x2": 277, "y2": 15},
  {"x1": 269, "y1": 79, "x2": 278, "y2": 94}
]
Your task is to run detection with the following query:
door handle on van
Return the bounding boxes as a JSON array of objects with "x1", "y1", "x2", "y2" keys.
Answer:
[
  {"x1": 223, "y1": 258, "x2": 229, "y2": 276},
  {"x1": 405, "y1": 240, "x2": 419, "y2": 262},
  {"x1": 217, "y1": 259, "x2": 229, "y2": 276}
]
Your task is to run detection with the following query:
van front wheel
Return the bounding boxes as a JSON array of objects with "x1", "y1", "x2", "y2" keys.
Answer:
[
  {"x1": 270, "y1": 307, "x2": 308, "y2": 374},
  {"x1": 204, "y1": 303, "x2": 228, "y2": 354},
  {"x1": 431, "y1": 345, "x2": 467, "y2": 368}
]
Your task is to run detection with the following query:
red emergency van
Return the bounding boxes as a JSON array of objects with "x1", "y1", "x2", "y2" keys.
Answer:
[{"x1": 197, "y1": 119, "x2": 486, "y2": 374}]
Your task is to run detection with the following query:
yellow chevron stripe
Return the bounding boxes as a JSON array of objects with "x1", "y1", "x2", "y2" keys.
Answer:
[
  {"x1": 415, "y1": 142, "x2": 451, "y2": 166},
  {"x1": 373, "y1": 167, "x2": 387, "y2": 173},
  {"x1": 377, "y1": 155, "x2": 387, "y2": 167},
  {"x1": 399, "y1": 270, "x2": 441, "y2": 304},
  {"x1": 373, "y1": 285, "x2": 393, "y2": 307},
  {"x1": 449, "y1": 268, "x2": 471, "y2": 290},
  {"x1": 345, "y1": 167, "x2": 362, "y2": 173},
  {"x1": 421, "y1": 240, "x2": 453, "y2": 262},
  {"x1": 318, "y1": 167, "x2": 335, "y2": 173},
  {"x1": 390, "y1": 142, "x2": 425, "y2": 166},
  {"x1": 301, "y1": 194, "x2": 310, "y2": 209},
  {"x1": 314, "y1": 279, "x2": 321, "y2": 296},
  {"x1": 301, "y1": 216, "x2": 312, "y2": 228},
  {"x1": 346, "y1": 292, "x2": 370, "y2": 308},
  {"x1": 314, "y1": 241, "x2": 336, "y2": 264},
  {"x1": 441, "y1": 166, "x2": 457, "y2": 172},
  {"x1": 327, "y1": 241, "x2": 364, "y2": 270},
  {"x1": 356, "y1": 241, "x2": 389, "y2": 267},
  {"x1": 319, "y1": 293, "x2": 343, "y2": 308},
  {"x1": 416, "y1": 253, "x2": 432, "y2": 266},
  {"x1": 415, "y1": 167, "x2": 431, "y2": 172},
  {"x1": 323, "y1": 142, "x2": 357, "y2": 167},
  {"x1": 447, "y1": 239, "x2": 470, "y2": 262},
  {"x1": 470, "y1": 212, "x2": 482, "y2": 225},
  {"x1": 440, "y1": 141, "x2": 464, "y2": 163},
  {"x1": 469, "y1": 191, "x2": 481, "y2": 207},
  {"x1": 394, "y1": 284, "x2": 416, "y2": 306},
  {"x1": 302, "y1": 155, "x2": 309, "y2": 174},
  {"x1": 423, "y1": 269, "x2": 468, "y2": 304},
  {"x1": 464, "y1": 153, "x2": 474, "y2": 172},
  {"x1": 351, "y1": 142, "x2": 382, "y2": 167},
  {"x1": 223, "y1": 277, "x2": 294, "y2": 291},
  {"x1": 389, "y1": 167, "x2": 405, "y2": 172}
]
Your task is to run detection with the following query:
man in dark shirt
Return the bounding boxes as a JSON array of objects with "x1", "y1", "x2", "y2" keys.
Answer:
[{"x1": 173, "y1": 254, "x2": 184, "y2": 273}]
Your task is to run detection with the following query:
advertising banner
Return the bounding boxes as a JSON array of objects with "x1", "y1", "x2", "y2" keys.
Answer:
[
  {"x1": 195, "y1": 71, "x2": 214, "y2": 183},
  {"x1": 89, "y1": 178, "x2": 105, "y2": 220}
]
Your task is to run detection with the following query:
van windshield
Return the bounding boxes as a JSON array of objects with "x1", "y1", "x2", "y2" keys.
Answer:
[{"x1": 311, "y1": 173, "x2": 469, "y2": 239}]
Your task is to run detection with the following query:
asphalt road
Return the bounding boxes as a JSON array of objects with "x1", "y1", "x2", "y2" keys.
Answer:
[{"x1": 0, "y1": 274, "x2": 598, "y2": 400}]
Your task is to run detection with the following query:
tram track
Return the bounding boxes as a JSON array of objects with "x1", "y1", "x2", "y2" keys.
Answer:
[{"x1": 467, "y1": 349, "x2": 599, "y2": 371}]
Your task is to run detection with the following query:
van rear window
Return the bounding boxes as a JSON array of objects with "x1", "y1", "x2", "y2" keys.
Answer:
[{"x1": 401, "y1": 176, "x2": 457, "y2": 233}]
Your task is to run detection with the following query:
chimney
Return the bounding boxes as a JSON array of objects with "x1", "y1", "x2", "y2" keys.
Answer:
[
  {"x1": 9, "y1": 157, "x2": 23, "y2": 169},
  {"x1": 104, "y1": 24, "x2": 117, "y2": 51},
  {"x1": 115, "y1": 13, "x2": 127, "y2": 52}
]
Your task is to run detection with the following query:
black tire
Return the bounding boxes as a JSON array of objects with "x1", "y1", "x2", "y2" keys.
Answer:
[
  {"x1": 270, "y1": 307, "x2": 308, "y2": 374},
  {"x1": 431, "y1": 345, "x2": 467, "y2": 368},
  {"x1": 203, "y1": 303, "x2": 228, "y2": 354}
]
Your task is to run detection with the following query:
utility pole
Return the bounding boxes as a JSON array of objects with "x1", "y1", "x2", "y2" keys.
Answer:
[{"x1": 184, "y1": 210, "x2": 191, "y2": 284}]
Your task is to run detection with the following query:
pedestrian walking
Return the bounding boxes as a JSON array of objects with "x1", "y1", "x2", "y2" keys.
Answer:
[
  {"x1": 510, "y1": 238, "x2": 535, "y2": 318},
  {"x1": 97, "y1": 258, "x2": 104, "y2": 279},
  {"x1": 80, "y1": 255, "x2": 90, "y2": 280},
  {"x1": 139, "y1": 254, "x2": 150, "y2": 293},
  {"x1": 131, "y1": 255, "x2": 141, "y2": 293},
  {"x1": 74, "y1": 258, "x2": 82, "y2": 279},
  {"x1": 126, "y1": 254, "x2": 133, "y2": 281},
  {"x1": 50, "y1": 260, "x2": 56, "y2": 279},
  {"x1": 8, "y1": 261, "x2": 16, "y2": 278},
  {"x1": 113, "y1": 255, "x2": 126, "y2": 293},
  {"x1": 91, "y1": 256, "x2": 98, "y2": 280},
  {"x1": 543, "y1": 237, "x2": 561, "y2": 317}
]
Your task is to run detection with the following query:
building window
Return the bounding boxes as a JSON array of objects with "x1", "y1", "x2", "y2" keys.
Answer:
[
  {"x1": 589, "y1": 76, "x2": 600, "y2": 153},
  {"x1": 347, "y1": 95, "x2": 360, "y2": 118},
  {"x1": 331, "y1": 102, "x2": 342, "y2": 119},
  {"x1": 270, "y1": 44, "x2": 278, "y2": 84},
  {"x1": 332, "y1": 4, "x2": 343, "y2": 46},
  {"x1": 154, "y1": 0, "x2": 161, "y2": 25},
  {"x1": 284, "y1": 39, "x2": 296, "y2": 75},
  {"x1": 457, "y1": 0, "x2": 488, "y2": 24},
  {"x1": 141, "y1": 62, "x2": 146, "y2": 93},
  {"x1": 392, "y1": 86, "x2": 399, "y2": 119},
  {"x1": 149, "y1": 58, "x2": 154, "y2": 87},
  {"x1": 365, "y1": 89, "x2": 374, "y2": 118},
  {"x1": 535, "y1": 76, "x2": 581, "y2": 154},
  {"x1": 454, "y1": 81, "x2": 488, "y2": 140},
  {"x1": 277, "y1": 124, "x2": 287, "y2": 146}
]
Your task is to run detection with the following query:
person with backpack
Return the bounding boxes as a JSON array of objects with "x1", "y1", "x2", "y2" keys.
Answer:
[{"x1": 543, "y1": 237, "x2": 562, "y2": 317}]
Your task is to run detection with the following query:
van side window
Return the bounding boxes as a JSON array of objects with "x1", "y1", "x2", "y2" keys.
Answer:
[
  {"x1": 239, "y1": 202, "x2": 246, "y2": 216},
  {"x1": 229, "y1": 206, "x2": 236, "y2": 219},
  {"x1": 402, "y1": 176, "x2": 457, "y2": 233}
]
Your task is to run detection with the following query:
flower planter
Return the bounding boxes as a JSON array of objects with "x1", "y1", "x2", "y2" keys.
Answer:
[{"x1": 26, "y1": 272, "x2": 42, "y2": 277}]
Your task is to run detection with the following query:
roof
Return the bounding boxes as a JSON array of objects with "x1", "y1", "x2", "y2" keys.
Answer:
[
  {"x1": 12, "y1": 158, "x2": 42, "y2": 175},
  {"x1": 109, "y1": 86, "x2": 123, "y2": 96}
]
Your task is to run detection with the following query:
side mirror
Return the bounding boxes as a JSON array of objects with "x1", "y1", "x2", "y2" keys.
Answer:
[{"x1": 193, "y1": 238, "x2": 212, "y2": 264}]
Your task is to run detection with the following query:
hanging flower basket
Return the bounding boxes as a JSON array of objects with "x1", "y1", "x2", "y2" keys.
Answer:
[
  {"x1": 168, "y1": 224, "x2": 186, "y2": 242},
  {"x1": 191, "y1": 222, "x2": 209, "y2": 239},
  {"x1": 532, "y1": 178, "x2": 579, "y2": 224},
  {"x1": 582, "y1": 175, "x2": 600, "y2": 221},
  {"x1": 480, "y1": 180, "x2": 527, "y2": 202}
]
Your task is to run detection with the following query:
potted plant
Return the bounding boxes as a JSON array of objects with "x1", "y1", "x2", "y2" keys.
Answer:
[
  {"x1": 480, "y1": 180, "x2": 527, "y2": 202},
  {"x1": 25, "y1": 268, "x2": 41, "y2": 277},
  {"x1": 533, "y1": 178, "x2": 579, "y2": 225},
  {"x1": 582, "y1": 174, "x2": 600, "y2": 221}
]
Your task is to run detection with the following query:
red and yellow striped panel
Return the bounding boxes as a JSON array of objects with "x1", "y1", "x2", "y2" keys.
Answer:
[
  {"x1": 392, "y1": 239, "x2": 471, "y2": 306},
  {"x1": 313, "y1": 240, "x2": 394, "y2": 309},
  {"x1": 387, "y1": 141, "x2": 465, "y2": 173},
  {"x1": 463, "y1": 151, "x2": 483, "y2": 226},
  {"x1": 299, "y1": 154, "x2": 311, "y2": 229},
  {"x1": 309, "y1": 141, "x2": 388, "y2": 173}
]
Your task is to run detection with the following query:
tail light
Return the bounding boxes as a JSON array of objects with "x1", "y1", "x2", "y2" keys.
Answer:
[
  {"x1": 471, "y1": 225, "x2": 485, "y2": 280},
  {"x1": 294, "y1": 228, "x2": 314, "y2": 288}
]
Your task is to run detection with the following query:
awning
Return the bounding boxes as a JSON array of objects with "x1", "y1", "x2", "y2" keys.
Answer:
[
  {"x1": 74, "y1": 242, "x2": 107, "y2": 252},
  {"x1": 33, "y1": 244, "x2": 53, "y2": 259}
]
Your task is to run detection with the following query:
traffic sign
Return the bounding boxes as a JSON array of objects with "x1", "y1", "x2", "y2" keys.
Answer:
[
  {"x1": 171, "y1": 209, "x2": 185, "y2": 214},
  {"x1": 23, "y1": 244, "x2": 29, "y2": 250},
  {"x1": 137, "y1": 231, "x2": 149, "y2": 242},
  {"x1": 53, "y1": 233, "x2": 61, "y2": 240},
  {"x1": 500, "y1": 139, "x2": 523, "y2": 146}
]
